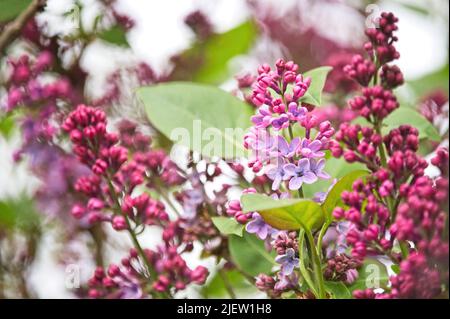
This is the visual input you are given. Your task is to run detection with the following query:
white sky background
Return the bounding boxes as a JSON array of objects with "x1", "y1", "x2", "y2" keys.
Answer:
[{"x1": 0, "y1": 0, "x2": 449, "y2": 298}]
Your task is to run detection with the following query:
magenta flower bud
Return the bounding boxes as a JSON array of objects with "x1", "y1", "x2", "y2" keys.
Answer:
[
  {"x1": 34, "y1": 51, "x2": 53, "y2": 72},
  {"x1": 190, "y1": 266, "x2": 208, "y2": 284},
  {"x1": 71, "y1": 204, "x2": 85, "y2": 219},
  {"x1": 112, "y1": 215, "x2": 127, "y2": 231},
  {"x1": 344, "y1": 150, "x2": 358, "y2": 163},
  {"x1": 92, "y1": 159, "x2": 108, "y2": 175},
  {"x1": 107, "y1": 264, "x2": 121, "y2": 277},
  {"x1": 332, "y1": 207, "x2": 345, "y2": 219},
  {"x1": 87, "y1": 198, "x2": 104, "y2": 211},
  {"x1": 346, "y1": 208, "x2": 361, "y2": 223},
  {"x1": 364, "y1": 224, "x2": 380, "y2": 241},
  {"x1": 70, "y1": 129, "x2": 83, "y2": 143}
]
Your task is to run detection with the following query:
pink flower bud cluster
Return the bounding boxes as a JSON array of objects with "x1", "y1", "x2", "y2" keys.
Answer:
[
  {"x1": 255, "y1": 272, "x2": 299, "y2": 298},
  {"x1": 324, "y1": 254, "x2": 361, "y2": 285},
  {"x1": 145, "y1": 245, "x2": 208, "y2": 293},
  {"x1": 348, "y1": 85, "x2": 399, "y2": 122},
  {"x1": 5, "y1": 52, "x2": 72, "y2": 112},
  {"x1": 331, "y1": 123, "x2": 382, "y2": 170},
  {"x1": 87, "y1": 250, "x2": 144, "y2": 299},
  {"x1": 364, "y1": 12, "x2": 400, "y2": 65}
]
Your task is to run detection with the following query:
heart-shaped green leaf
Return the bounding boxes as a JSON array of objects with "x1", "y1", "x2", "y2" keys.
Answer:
[
  {"x1": 211, "y1": 216, "x2": 244, "y2": 237},
  {"x1": 241, "y1": 194, "x2": 324, "y2": 231},
  {"x1": 137, "y1": 82, "x2": 254, "y2": 159},
  {"x1": 322, "y1": 170, "x2": 369, "y2": 221},
  {"x1": 299, "y1": 66, "x2": 332, "y2": 106}
]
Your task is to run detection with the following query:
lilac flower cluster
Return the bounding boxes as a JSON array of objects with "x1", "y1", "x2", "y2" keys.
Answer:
[{"x1": 244, "y1": 59, "x2": 333, "y2": 192}]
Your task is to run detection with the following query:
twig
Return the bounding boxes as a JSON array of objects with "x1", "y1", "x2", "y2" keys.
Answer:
[{"x1": 0, "y1": 0, "x2": 45, "y2": 54}]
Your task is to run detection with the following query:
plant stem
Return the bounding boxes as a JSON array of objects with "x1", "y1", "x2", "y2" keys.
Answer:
[
  {"x1": 0, "y1": 0, "x2": 45, "y2": 52},
  {"x1": 298, "y1": 230, "x2": 318, "y2": 297},
  {"x1": 316, "y1": 221, "x2": 330, "y2": 258},
  {"x1": 305, "y1": 230, "x2": 326, "y2": 299},
  {"x1": 105, "y1": 178, "x2": 166, "y2": 297},
  {"x1": 218, "y1": 269, "x2": 237, "y2": 299}
]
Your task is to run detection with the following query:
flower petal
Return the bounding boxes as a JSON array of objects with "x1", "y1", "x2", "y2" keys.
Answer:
[
  {"x1": 289, "y1": 177, "x2": 303, "y2": 190},
  {"x1": 302, "y1": 171, "x2": 318, "y2": 184}
]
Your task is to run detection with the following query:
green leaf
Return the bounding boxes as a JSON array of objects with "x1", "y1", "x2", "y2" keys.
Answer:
[
  {"x1": 202, "y1": 269, "x2": 257, "y2": 298},
  {"x1": 0, "y1": 114, "x2": 15, "y2": 139},
  {"x1": 0, "y1": 196, "x2": 40, "y2": 230},
  {"x1": 171, "y1": 21, "x2": 257, "y2": 84},
  {"x1": 352, "y1": 107, "x2": 441, "y2": 141},
  {"x1": 299, "y1": 66, "x2": 332, "y2": 106},
  {"x1": 322, "y1": 170, "x2": 368, "y2": 221},
  {"x1": 302, "y1": 157, "x2": 366, "y2": 199},
  {"x1": 211, "y1": 216, "x2": 244, "y2": 236},
  {"x1": 383, "y1": 107, "x2": 441, "y2": 141},
  {"x1": 97, "y1": 25, "x2": 130, "y2": 47},
  {"x1": 241, "y1": 194, "x2": 324, "y2": 231},
  {"x1": 0, "y1": 0, "x2": 31, "y2": 22},
  {"x1": 348, "y1": 258, "x2": 390, "y2": 292},
  {"x1": 391, "y1": 264, "x2": 400, "y2": 275},
  {"x1": 324, "y1": 281, "x2": 352, "y2": 299},
  {"x1": 137, "y1": 82, "x2": 254, "y2": 159},
  {"x1": 408, "y1": 63, "x2": 449, "y2": 96},
  {"x1": 228, "y1": 232, "x2": 275, "y2": 276}
]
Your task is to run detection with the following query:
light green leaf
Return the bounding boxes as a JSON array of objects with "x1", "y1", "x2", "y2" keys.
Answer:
[
  {"x1": 0, "y1": 196, "x2": 40, "y2": 230},
  {"x1": 201, "y1": 269, "x2": 257, "y2": 298},
  {"x1": 383, "y1": 107, "x2": 440, "y2": 141},
  {"x1": 171, "y1": 21, "x2": 257, "y2": 84},
  {"x1": 353, "y1": 107, "x2": 441, "y2": 141},
  {"x1": 0, "y1": 0, "x2": 31, "y2": 22},
  {"x1": 0, "y1": 114, "x2": 15, "y2": 139},
  {"x1": 299, "y1": 66, "x2": 332, "y2": 106},
  {"x1": 324, "y1": 281, "x2": 352, "y2": 299},
  {"x1": 228, "y1": 232, "x2": 275, "y2": 276},
  {"x1": 211, "y1": 216, "x2": 244, "y2": 236},
  {"x1": 97, "y1": 25, "x2": 130, "y2": 47},
  {"x1": 348, "y1": 258, "x2": 390, "y2": 292},
  {"x1": 302, "y1": 157, "x2": 366, "y2": 199},
  {"x1": 137, "y1": 82, "x2": 253, "y2": 159},
  {"x1": 241, "y1": 194, "x2": 324, "y2": 231},
  {"x1": 322, "y1": 170, "x2": 368, "y2": 221}
]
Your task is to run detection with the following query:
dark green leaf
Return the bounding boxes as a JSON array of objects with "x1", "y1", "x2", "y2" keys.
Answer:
[
  {"x1": 211, "y1": 216, "x2": 244, "y2": 236},
  {"x1": 241, "y1": 194, "x2": 324, "y2": 231},
  {"x1": 0, "y1": 0, "x2": 31, "y2": 22},
  {"x1": 299, "y1": 66, "x2": 332, "y2": 106},
  {"x1": 228, "y1": 232, "x2": 275, "y2": 276},
  {"x1": 137, "y1": 82, "x2": 253, "y2": 159}
]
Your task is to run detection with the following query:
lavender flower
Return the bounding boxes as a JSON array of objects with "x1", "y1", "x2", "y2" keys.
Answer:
[
  {"x1": 266, "y1": 160, "x2": 290, "y2": 190},
  {"x1": 275, "y1": 248, "x2": 299, "y2": 275},
  {"x1": 251, "y1": 107, "x2": 272, "y2": 128},
  {"x1": 299, "y1": 138, "x2": 325, "y2": 158},
  {"x1": 309, "y1": 158, "x2": 330, "y2": 179},
  {"x1": 287, "y1": 102, "x2": 307, "y2": 121},
  {"x1": 283, "y1": 158, "x2": 317, "y2": 190},
  {"x1": 246, "y1": 213, "x2": 273, "y2": 240},
  {"x1": 272, "y1": 135, "x2": 300, "y2": 158}
]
